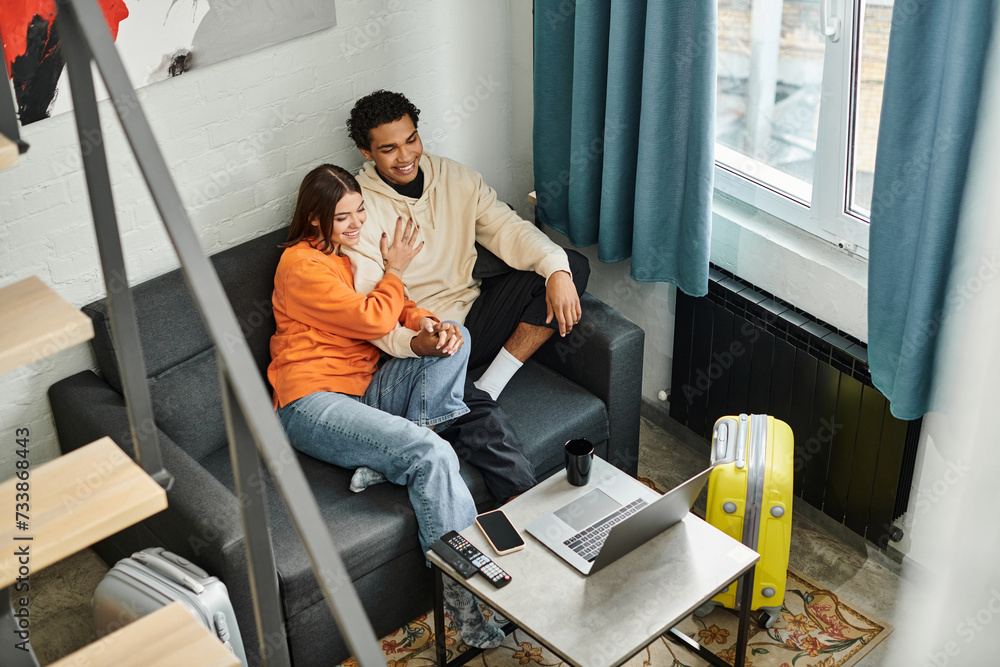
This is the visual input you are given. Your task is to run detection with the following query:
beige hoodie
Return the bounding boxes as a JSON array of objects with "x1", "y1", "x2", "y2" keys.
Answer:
[{"x1": 345, "y1": 152, "x2": 572, "y2": 357}]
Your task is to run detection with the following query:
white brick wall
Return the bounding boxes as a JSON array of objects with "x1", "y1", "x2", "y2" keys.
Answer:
[{"x1": 0, "y1": 0, "x2": 523, "y2": 480}]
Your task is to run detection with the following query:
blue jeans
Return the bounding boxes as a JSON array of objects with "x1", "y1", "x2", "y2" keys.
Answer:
[{"x1": 277, "y1": 325, "x2": 476, "y2": 555}]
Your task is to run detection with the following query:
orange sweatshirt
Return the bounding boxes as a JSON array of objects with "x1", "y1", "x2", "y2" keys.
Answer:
[{"x1": 267, "y1": 241, "x2": 434, "y2": 408}]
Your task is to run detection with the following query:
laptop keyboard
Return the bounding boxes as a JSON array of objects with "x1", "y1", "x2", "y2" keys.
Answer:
[{"x1": 563, "y1": 498, "x2": 649, "y2": 562}]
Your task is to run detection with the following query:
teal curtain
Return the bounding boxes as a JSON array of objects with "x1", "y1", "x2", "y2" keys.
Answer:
[
  {"x1": 533, "y1": 1, "x2": 716, "y2": 296},
  {"x1": 868, "y1": 1, "x2": 996, "y2": 420}
]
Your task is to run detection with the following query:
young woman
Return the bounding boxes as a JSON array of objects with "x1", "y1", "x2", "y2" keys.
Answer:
[{"x1": 268, "y1": 164, "x2": 503, "y2": 648}]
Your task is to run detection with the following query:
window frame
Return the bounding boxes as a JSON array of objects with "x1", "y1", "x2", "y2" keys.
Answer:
[{"x1": 714, "y1": 0, "x2": 873, "y2": 260}]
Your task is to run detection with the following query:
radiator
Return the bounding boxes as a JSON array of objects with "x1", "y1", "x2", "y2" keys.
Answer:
[{"x1": 669, "y1": 267, "x2": 919, "y2": 546}]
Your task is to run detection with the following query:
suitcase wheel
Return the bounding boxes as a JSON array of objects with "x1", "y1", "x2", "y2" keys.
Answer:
[
  {"x1": 693, "y1": 601, "x2": 718, "y2": 618},
  {"x1": 757, "y1": 610, "x2": 778, "y2": 629}
]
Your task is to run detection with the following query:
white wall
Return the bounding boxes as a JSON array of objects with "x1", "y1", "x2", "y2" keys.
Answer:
[{"x1": 0, "y1": 0, "x2": 521, "y2": 480}]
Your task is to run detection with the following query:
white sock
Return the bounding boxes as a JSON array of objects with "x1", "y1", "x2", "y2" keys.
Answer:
[
  {"x1": 474, "y1": 347, "x2": 523, "y2": 400},
  {"x1": 349, "y1": 466, "x2": 387, "y2": 493}
]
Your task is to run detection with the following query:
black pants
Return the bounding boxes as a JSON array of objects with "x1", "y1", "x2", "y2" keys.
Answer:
[
  {"x1": 465, "y1": 249, "x2": 591, "y2": 367},
  {"x1": 436, "y1": 249, "x2": 591, "y2": 501}
]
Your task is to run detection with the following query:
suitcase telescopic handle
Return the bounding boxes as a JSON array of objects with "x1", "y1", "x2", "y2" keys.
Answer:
[
  {"x1": 735, "y1": 414, "x2": 749, "y2": 470},
  {"x1": 131, "y1": 552, "x2": 206, "y2": 594}
]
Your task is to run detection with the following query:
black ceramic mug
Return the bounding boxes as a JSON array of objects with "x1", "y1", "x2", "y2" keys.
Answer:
[{"x1": 564, "y1": 438, "x2": 594, "y2": 486}]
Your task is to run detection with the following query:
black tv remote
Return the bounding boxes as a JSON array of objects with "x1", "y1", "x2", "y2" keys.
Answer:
[
  {"x1": 442, "y1": 531, "x2": 512, "y2": 588},
  {"x1": 429, "y1": 538, "x2": 478, "y2": 578}
]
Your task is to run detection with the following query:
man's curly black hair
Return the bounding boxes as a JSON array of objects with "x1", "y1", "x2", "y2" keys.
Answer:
[{"x1": 347, "y1": 90, "x2": 421, "y2": 151}]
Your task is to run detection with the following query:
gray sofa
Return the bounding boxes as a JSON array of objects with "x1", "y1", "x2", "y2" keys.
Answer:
[{"x1": 47, "y1": 226, "x2": 644, "y2": 665}]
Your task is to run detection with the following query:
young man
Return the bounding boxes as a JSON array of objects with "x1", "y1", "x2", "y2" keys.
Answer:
[{"x1": 344, "y1": 90, "x2": 590, "y2": 501}]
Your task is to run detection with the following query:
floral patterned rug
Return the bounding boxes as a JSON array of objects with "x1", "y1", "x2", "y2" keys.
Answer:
[
  {"x1": 338, "y1": 568, "x2": 891, "y2": 667},
  {"x1": 340, "y1": 476, "x2": 891, "y2": 667}
]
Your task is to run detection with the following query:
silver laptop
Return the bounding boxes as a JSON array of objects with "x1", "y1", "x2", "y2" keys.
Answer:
[{"x1": 526, "y1": 468, "x2": 712, "y2": 575}]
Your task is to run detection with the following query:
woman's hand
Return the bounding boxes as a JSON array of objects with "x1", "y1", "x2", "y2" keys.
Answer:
[
  {"x1": 380, "y1": 217, "x2": 423, "y2": 277},
  {"x1": 410, "y1": 318, "x2": 464, "y2": 357}
]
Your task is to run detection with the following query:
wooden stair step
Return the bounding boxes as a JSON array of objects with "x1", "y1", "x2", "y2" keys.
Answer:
[
  {"x1": 48, "y1": 601, "x2": 241, "y2": 667},
  {"x1": 0, "y1": 437, "x2": 167, "y2": 589},
  {"x1": 0, "y1": 276, "x2": 94, "y2": 375},
  {"x1": 0, "y1": 132, "x2": 17, "y2": 170}
]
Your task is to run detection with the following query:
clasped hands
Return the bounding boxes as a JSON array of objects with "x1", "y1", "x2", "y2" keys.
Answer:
[
  {"x1": 379, "y1": 217, "x2": 464, "y2": 357},
  {"x1": 411, "y1": 318, "x2": 463, "y2": 357}
]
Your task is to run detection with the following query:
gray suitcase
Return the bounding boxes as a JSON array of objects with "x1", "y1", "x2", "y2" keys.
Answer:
[{"x1": 93, "y1": 547, "x2": 248, "y2": 666}]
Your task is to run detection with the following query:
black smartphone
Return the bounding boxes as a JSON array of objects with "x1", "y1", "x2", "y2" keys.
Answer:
[{"x1": 475, "y1": 509, "x2": 525, "y2": 555}]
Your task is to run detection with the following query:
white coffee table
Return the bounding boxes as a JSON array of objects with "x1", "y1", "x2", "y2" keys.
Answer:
[{"x1": 428, "y1": 457, "x2": 760, "y2": 667}]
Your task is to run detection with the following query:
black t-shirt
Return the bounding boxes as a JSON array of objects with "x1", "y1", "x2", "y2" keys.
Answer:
[{"x1": 377, "y1": 167, "x2": 424, "y2": 199}]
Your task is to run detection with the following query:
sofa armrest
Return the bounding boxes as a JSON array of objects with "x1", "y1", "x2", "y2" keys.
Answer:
[
  {"x1": 48, "y1": 370, "x2": 252, "y2": 574},
  {"x1": 48, "y1": 370, "x2": 264, "y2": 660},
  {"x1": 533, "y1": 294, "x2": 645, "y2": 476}
]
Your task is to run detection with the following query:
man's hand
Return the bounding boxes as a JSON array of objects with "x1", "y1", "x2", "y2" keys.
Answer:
[
  {"x1": 410, "y1": 318, "x2": 464, "y2": 357},
  {"x1": 545, "y1": 271, "x2": 581, "y2": 337}
]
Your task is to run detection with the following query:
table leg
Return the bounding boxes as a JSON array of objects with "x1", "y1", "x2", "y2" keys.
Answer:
[
  {"x1": 665, "y1": 626, "x2": 723, "y2": 665},
  {"x1": 663, "y1": 564, "x2": 758, "y2": 667},
  {"x1": 434, "y1": 566, "x2": 447, "y2": 667},
  {"x1": 734, "y1": 565, "x2": 756, "y2": 667}
]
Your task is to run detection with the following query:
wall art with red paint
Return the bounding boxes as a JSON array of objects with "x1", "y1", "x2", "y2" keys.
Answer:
[{"x1": 1, "y1": 0, "x2": 337, "y2": 125}]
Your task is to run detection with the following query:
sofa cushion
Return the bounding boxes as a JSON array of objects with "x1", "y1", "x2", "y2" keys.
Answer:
[
  {"x1": 84, "y1": 274, "x2": 211, "y2": 396},
  {"x1": 84, "y1": 227, "x2": 286, "y2": 394},
  {"x1": 209, "y1": 228, "x2": 287, "y2": 378},
  {"x1": 148, "y1": 348, "x2": 224, "y2": 463}
]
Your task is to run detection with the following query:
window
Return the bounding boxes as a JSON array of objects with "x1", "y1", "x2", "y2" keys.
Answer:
[{"x1": 715, "y1": 0, "x2": 893, "y2": 258}]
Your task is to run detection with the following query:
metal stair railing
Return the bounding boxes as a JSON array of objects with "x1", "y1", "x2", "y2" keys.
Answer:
[{"x1": 51, "y1": 1, "x2": 386, "y2": 664}]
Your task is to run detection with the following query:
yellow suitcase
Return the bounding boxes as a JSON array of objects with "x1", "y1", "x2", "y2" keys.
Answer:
[{"x1": 700, "y1": 413, "x2": 793, "y2": 628}]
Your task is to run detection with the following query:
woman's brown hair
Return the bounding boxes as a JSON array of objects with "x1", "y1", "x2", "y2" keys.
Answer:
[{"x1": 281, "y1": 164, "x2": 363, "y2": 254}]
